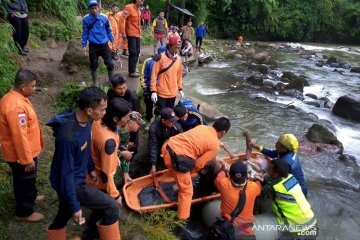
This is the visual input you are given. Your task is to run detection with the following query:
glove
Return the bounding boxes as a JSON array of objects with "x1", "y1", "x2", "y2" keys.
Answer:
[
  {"x1": 151, "y1": 92, "x2": 158, "y2": 103},
  {"x1": 179, "y1": 90, "x2": 185, "y2": 99}
]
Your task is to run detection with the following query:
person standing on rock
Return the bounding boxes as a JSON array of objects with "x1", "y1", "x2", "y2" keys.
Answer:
[
  {"x1": 46, "y1": 86, "x2": 121, "y2": 240},
  {"x1": 125, "y1": 0, "x2": 143, "y2": 78},
  {"x1": 151, "y1": 10, "x2": 168, "y2": 55},
  {"x1": 195, "y1": 22, "x2": 206, "y2": 51},
  {"x1": 150, "y1": 34, "x2": 184, "y2": 115},
  {"x1": 0, "y1": 69, "x2": 45, "y2": 222},
  {"x1": 249, "y1": 132, "x2": 308, "y2": 197},
  {"x1": 82, "y1": 0, "x2": 114, "y2": 86},
  {"x1": 181, "y1": 21, "x2": 194, "y2": 42},
  {"x1": 3, "y1": 0, "x2": 30, "y2": 55}
]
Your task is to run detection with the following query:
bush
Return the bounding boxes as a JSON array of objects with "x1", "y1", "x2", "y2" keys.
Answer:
[
  {"x1": 0, "y1": 22, "x2": 19, "y2": 97},
  {"x1": 54, "y1": 82, "x2": 84, "y2": 112},
  {"x1": 30, "y1": 18, "x2": 80, "y2": 41}
]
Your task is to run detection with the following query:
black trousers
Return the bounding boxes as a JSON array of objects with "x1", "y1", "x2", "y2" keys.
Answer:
[
  {"x1": 127, "y1": 36, "x2": 140, "y2": 74},
  {"x1": 7, "y1": 15, "x2": 29, "y2": 50},
  {"x1": 143, "y1": 93, "x2": 154, "y2": 121},
  {"x1": 155, "y1": 96, "x2": 176, "y2": 116},
  {"x1": 48, "y1": 184, "x2": 119, "y2": 230},
  {"x1": 196, "y1": 37, "x2": 203, "y2": 48},
  {"x1": 7, "y1": 158, "x2": 38, "y2": 217},
  {"x1": 89, "y1": 43, "x2": 114, "y2": 72}
]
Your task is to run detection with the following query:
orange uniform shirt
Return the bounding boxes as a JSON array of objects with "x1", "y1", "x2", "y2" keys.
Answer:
[
  {"x1": 166, "y1": 125, "x2": 220, "y2": 170},
  {"x1": 106, "y1": 11, "x2": 120, "y2": 50},
  {"x1": 90, "y1": 120, "x2": 120, "y2": 199},
  {"x1": 150, "y1": 53, "x2": 183, "y2": 98},
  {"x1": 215, "y1": 172, "x2": 261, "y2": 232},
  {"x1": 124, "y1": 3, "x2": 141, "y2": 37},
  {"x1": 0, "y1": 89, "x2": 43, "y2": 164}
]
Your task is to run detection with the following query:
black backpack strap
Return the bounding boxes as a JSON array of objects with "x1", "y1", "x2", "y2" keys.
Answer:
[
  {"x1": 87, "y1": 17, "x2": 98, "y2": 32},
  {"x1": 158, "y1": 57, "x2": 176, "y2": 75},
  {"x1": 230, "y1": 182, "x2": 248, "y2": 223}
]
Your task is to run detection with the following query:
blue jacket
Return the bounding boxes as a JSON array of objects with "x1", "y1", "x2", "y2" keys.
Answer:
[
  {"x1": 81, "y1": 12, "x2": 114, "y2": 47},
  {"x1": 262, "y1": 147, "x2": 308, "y2": 197},
  {"x1": 178, "y1": 110, "x2": 208, "y2": 131},
  {"x1": 140, "y1": 58, "x2": 154, "y2": 92},
  {"x1": 195, "y1": 25, "x2": 206, "y2": 38},
  {"x1": 47, "y1": 110, "x2": 95, "y2": 213}
]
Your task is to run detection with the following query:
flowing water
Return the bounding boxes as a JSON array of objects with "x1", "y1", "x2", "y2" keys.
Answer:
[{"x1": 182, "y1": 43, "x2": 360, "y2": 240}]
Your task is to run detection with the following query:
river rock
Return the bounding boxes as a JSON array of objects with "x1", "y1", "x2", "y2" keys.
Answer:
[
  {"x1": 268, "y1": 59, "x2": 278, "y2": 68},
  {"x1": 320, "y1": 97, "x2": 335, "y2": 109},
  {"x1": 61, "y1": 40, "x2": 89, "y2": 69},
  {"x1": 332, "y1": 69, "x2": 344, "y2": 74},
  {"x1": 281, "y1": 72, "x2": 306, "y2": 92},
  {"x1": 299, "y1": 75, "x2": 310, "y2": 86},
  {"x1": 326, "y1": 56, "x2": 338, "y2": 64},
  {"x1": 243, "y1": 48, "x2": 256, "y2": 57},
  {"x1": 198, "y1": 52, "x2": 213, "y2": 64},
  {"x1": 188, "y1": 96, "x2": 228, "y2": 121},
  {"x1": 332, "y1": 94, "x2": 360, "y2": 122},
  {"x1": 339, "y1": 63, "x2": 351, "y2": 69},
  {"x1": 234, "y1": 54, "x2": 243, "y2": 59},
  {"x1": 315, "y1": 61, "x2": 325, "y2": 67},
  {"x1": 305, "y1": 93, "x2": 318, "y2": 100},
  {"x1": 350, "y1": 67, "x2": 360, "y2": 73},
  {"x1": 330, "y1": 63, "x2": 340, "y2": 68},
  {"x1": 304, "y1": 123, "x2": 343, "y2": 153},
  {"x1": 304, "y1": 100, "x2": 320, "y2": 108},
  {"x1": 282, "y1": 89, "x2": 305, "y2": 100},
  {"x1": 275, "y1": 81, "x2": 286, "y2": 92},
  {"x1": 257, "y1": 64, "x2": 268, "y2": 74},
  {"x1": 247, "y1": 75, "x2": 264, "y2": 86},
  {"x1": 253, "y1": 52, "x2": 270, "y2": 64},
  {"x1": 263, "y1": 79, "x2": 276, "y2": 89}
]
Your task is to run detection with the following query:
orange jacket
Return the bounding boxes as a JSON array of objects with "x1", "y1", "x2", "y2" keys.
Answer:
[
  {"x1": 150, "y1": 52, "x2": 183, "y2": 98},
  {"x1": 90, "y1": 120, "x2": 120, "y2": 199},
  {"x1": 0, "y1": 89, "x2": 43, "y2": 164},
  {"x1": 106, "y1": 11, "x2": 120, "y2": 50},
  {"x1": 118, "y1": 10, "x2": 128, "y2": 35},
  {"x1": 166, "y1": 125, "x2": 220, "y2": 171},
  {"x1": 215, "y1": 172, "x2": 261, "y2": 233},
  {"x1": 124, "y1": 3, "x2": 141, "y2": 37}
]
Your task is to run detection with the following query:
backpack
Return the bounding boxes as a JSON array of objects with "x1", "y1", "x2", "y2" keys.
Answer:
[{"x1": 178, "y1": 98, "x2": 200, "y2": 114}]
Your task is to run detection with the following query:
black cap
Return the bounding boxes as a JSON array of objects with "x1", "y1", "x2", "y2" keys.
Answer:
[
  {"x1": 229, "y1": 161, "x2": 248, "y2": 185},
  {"x1": 160, "y1": 108, "x2": 179, "y2": 123}
]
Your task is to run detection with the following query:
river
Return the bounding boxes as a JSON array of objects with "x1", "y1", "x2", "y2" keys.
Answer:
[{"x1": 182, "y1": 42, "x2": 360, "y2": 240}]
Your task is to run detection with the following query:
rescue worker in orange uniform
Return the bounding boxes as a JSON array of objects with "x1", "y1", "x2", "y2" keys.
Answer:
[
  {"x1": 124, "y1": 0, "x2": 142, "y2": 77},
  {"x1": 119, "y1": 6, "x2": 129, "y2": 56},
  {"x1": 0, "y1": 69, "x2": 44, "y2": 222},
  {"x1": 106, "y1": 4, "x2": 121, "y2": 61},
  {"x1": 84, "y1": 98, "x2": 131, "y2": 239},
  {"x1": 150, "y1": 34, "x2": 184, "y2": 115},
  {"x1": 161, "y1": 117, "x2": 231, "y2": 219},
  {"x1": 215, "y1": 161, "x2": 262, "y2": 239}
]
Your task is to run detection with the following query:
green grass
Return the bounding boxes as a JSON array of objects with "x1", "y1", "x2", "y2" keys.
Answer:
[
  {"x1": 53, "y1": 81, "x2": 84, "y2": 112},
  {"x1": 0, "y1": 22, "x2": 20, "y2": 97}
]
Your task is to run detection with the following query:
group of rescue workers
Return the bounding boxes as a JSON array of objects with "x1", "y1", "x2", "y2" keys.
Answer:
[{"x1": 0, "y1": 0, "x2": 318, "y2": 240}]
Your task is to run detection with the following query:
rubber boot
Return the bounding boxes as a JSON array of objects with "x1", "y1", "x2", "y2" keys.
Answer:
[
  {"x1": 122, "y1": 49, "x2": 129, "y2": 56},
  {"x1": 91, "y1": 70, "x2": 98, "y2": 87},
  {"x1": 112, "y1": 51, "x2": 120, "y2": 61},
  {"x1": 97, "y1": 221, "x2": 121, "y2": 240},
  {"x1": 46, "y1": 227, "x2": 66, "y2": 240}
]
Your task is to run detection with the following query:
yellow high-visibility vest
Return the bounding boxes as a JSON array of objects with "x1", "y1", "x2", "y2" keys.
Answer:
[{"x1": 271, "y1": 174, "x2": 316, "y2": 233}]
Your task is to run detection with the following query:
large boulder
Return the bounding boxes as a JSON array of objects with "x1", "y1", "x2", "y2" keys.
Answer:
[
  {"x1": 61, "y1": 40, "x2": 89, "y2": 71},
  {"x1": 188, "y1": 96, "x2": 228, "y2": 121},
  {"x1": 350, "y1": 66, "x2": 360, "y2": 73},
  {"x1": 303, "y1": 123, "x2": 343, "y2": 154},
  {"x1": 282, "y1": 89, "x2": 305, "y2": 100},
  {"x1": 332, "y1": 95, "x2": 360, "y2": 122},
  {"x1": 253, "y1": 52, "x2": 270, "y2": 64},
  {"x1": 198, "y1": 52, "x2": 213, "y2": 64}
]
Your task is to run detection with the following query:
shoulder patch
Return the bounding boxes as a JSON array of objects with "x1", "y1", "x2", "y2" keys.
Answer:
[
  {"x1": 283, "y1": 175, "x2": 298, "y2": 191},
  {"x1": 153, "y1": 54, "x2": 162, "y2": 62},
  {"x1": 105, "y1": 139, "x2": 117, "y2": 155}
]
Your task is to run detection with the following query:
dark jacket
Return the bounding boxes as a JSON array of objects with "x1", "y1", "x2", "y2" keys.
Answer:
[
  {"x1": 47, "y1": 110, "x2": 95, "y2": 213},
  {"x1": 178, "y1": 110, "x2": 208, "y2": 131},
  {"x1": 148, "y1": 116, "x2": 183, "y2": 165},
  {"x1": 107, "y1": 88, "x2": 140, "y2": 112},
  {"x1": 3, "y1": 0, "x2": 28, "y2": 14}
]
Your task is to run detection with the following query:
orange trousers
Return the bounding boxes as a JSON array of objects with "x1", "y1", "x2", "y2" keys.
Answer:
[{"x1": 162, "y1": 145, "x2": 193, "y2": 220}]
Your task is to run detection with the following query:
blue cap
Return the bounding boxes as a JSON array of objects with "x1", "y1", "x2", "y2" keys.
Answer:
[
  {"x1": 157, "y1": 46, "x2": 167, "y2": 54},
  {"x1": 88, "y1": 0, "x2": 98, "y2": 7}
]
